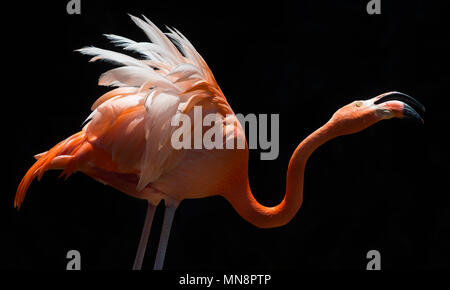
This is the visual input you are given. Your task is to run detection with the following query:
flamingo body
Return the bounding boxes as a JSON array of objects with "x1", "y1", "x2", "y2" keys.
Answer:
[{"x1": 15, "y1": 15, "x2": 425, "y2": 269}]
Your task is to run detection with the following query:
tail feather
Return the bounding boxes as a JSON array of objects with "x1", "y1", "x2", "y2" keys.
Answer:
[
  {"x1": 15, "y1": 131, "x2": 86, "y2": 210},
  {"x1": 34, "y1": 152, "x2": 47, "y2": 160}
]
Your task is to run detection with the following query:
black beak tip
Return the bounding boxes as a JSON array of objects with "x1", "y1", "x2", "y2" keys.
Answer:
[
  {"x1": 376, "y1": 91, "x2": 425, "y2": 123},
  {"x1": 403, "y1": 102, "x2": 425, "y2": 124}
]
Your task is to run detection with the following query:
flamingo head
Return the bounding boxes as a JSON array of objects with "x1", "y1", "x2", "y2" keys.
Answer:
[{"x1": 329, "y1": 91, "x2": 425, "y2": 136}]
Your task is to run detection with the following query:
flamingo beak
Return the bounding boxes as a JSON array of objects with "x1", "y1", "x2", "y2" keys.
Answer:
[{"x1": 373, "y1": 91, "x2": 425, "y2": 124}]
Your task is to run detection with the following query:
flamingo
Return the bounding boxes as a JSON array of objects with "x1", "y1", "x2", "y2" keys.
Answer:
[{"x1": 15, "y1": 15, "x2": 425, "y2": 270}]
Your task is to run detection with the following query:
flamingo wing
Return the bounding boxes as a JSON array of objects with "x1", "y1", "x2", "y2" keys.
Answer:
[{"x1": 78, "y1": 15, "x2": 231, "y2": 191}]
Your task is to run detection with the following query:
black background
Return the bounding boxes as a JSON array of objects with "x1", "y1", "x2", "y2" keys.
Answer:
[{"x1": 3, "y1": 0, "x2": 449, "y2": 272}]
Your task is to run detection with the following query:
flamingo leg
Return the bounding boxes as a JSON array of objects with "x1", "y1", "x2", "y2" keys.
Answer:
[
  {"x1": 153, "y1": 204, "x2": 177, "y2": 270},
  {"x1": 132, "y1": 202, "x2": 156, "y2": 270}
]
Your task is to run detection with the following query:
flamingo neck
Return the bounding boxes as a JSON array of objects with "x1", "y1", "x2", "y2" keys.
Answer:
[{"x1": 225, "y1": 121, "x2": 338, "y2": 228}]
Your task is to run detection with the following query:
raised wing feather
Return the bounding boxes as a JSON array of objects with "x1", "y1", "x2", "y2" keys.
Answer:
[{"x1": 78, "y1": 15, "x2": 231, "y2": 191}]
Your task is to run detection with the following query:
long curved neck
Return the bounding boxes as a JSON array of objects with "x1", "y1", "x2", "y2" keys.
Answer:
[{"x1": 224, "y1": 121, "x2": 338, "y2": 228}]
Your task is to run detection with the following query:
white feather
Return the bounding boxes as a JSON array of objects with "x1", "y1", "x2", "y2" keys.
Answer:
[
  {"x1": 77, "y1": 46, "x2": 147, "y2": 68},
  {"x1": 99, "y1": 66, "x2": 180, "y2": 93},
  {"x1": 104, "y1": 34, "x2": 136, "y2": 48},
  {"x1": 125, "y1": 42, "x2": 177, "y2": 64},
  {"x1": 167, "y1": 63, "x2": 203, "y2": 79},
  {"x1": 129, "y1": 15, "x2": 184, "y2": 63},
  {"x1": 138, "y1": 93, "x2": 181, "y2": 190}
]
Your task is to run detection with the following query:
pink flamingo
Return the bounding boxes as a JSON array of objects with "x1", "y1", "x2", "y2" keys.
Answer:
[{"x1": 15, "y1": 15, "x2": 425, "y2": 270}]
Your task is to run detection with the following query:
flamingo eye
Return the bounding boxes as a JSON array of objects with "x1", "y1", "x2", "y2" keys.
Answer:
[{"x1": 355, "y1": 101, "x2": 363, "y2": 107}]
